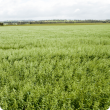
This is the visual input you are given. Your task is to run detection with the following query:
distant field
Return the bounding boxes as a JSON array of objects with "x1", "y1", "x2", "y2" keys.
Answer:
[{"x1": 0, "y1": 24, "x2": 110, "y2": 109}]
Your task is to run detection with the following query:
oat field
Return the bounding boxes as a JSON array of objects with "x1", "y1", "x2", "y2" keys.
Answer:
[{"x1": 0, "y1": 24, "x2": 110, "y2": 110}]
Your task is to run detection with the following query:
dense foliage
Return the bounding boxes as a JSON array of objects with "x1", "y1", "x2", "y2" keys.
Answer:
[{"x1": 0, "y1": 24, "x2": 110, "y2": 109}]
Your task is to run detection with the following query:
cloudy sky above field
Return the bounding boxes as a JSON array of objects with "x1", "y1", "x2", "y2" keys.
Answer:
[{"x1": 0, "y1": 0, "x2": 110, "y2": 21}]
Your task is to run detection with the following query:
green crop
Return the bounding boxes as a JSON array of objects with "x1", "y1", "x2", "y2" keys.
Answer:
[{"x1": 0, "y1": 24, "x2": 110, "y2": 110}]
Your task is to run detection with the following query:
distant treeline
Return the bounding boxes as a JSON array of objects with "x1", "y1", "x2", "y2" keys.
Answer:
[{"x1": 2, "y1": 20, "x2": 110, "y2": 25}]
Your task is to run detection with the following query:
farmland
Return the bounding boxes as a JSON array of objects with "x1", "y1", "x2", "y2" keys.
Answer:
[{"x1": 0, "y1": 24, "x2": 110, "y2": 109}]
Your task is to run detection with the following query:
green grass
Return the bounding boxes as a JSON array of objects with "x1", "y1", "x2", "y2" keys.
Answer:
[{"x1": 0, "y1": 24, "x2": 110, "y2": 110}]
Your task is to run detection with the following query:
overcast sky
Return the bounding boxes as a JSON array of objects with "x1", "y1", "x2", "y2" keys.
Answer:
[{"x1": 0, "y1": 0, "x2": 110, "y2": 21}]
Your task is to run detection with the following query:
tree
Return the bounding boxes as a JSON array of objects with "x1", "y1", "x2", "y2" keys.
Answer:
[{"x1": 0, "y1": 22, "x2": 3, "y2": 26}]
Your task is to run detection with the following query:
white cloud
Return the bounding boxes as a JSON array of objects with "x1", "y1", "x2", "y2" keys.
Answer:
[
  {"x1": 0, "y1": 0, "x2": 110, "y2": 20},
  {"x1": 74, "y1": 9, "x2": 80, "y2": 13}
]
